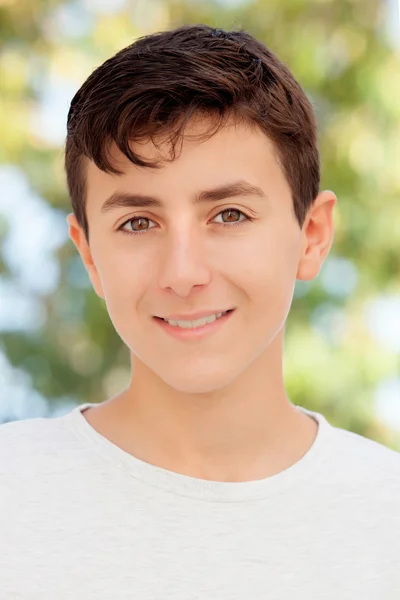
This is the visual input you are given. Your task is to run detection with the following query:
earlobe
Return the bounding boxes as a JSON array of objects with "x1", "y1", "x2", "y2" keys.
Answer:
[
  {"x1": 296, "y1": 191, "x2": 336, "y2": 282},
  {"x1": 66, "y1": 213, "x2": 105, "y2": 299}
]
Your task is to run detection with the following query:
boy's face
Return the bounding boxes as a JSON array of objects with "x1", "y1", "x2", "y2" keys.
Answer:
[{"x1": 68, "y1": 118, "x2": 335, "y2": 393}]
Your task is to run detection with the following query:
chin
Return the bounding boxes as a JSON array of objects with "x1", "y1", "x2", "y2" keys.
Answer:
[{"x1": 159, "y1": 367, "x2": 238, "y2": 395}]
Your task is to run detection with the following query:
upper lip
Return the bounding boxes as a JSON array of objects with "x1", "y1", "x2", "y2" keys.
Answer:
[{"x1": 156, "y1": 309, "x2": 233, "y2": 321}]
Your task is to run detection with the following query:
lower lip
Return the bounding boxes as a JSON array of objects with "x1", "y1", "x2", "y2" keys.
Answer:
[{"x1": 153, "y1": 310, "x2": 234, "y2": 340}]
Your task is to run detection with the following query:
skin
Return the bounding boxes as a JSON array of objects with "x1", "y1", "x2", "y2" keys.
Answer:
[{"x1": 67, "y1": 117, "x2": 336, "y2": 483}]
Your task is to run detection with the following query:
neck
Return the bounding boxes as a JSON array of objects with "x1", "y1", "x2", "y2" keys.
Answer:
[{"x1": 83, "y1": 332, "x2": 318, "y2": 482}]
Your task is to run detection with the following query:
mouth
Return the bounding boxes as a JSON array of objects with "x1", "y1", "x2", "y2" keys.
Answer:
[
  {"x1": 153, "y1": 309, "x2": 235, "y2": 339},
  {"x1": 155, "y1": 309, "x2": 234, "y2": 329}
]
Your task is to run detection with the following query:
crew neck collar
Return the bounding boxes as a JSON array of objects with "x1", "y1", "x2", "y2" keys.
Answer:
[{"x1": 63, "y1": 402, "x2": 334, "y2": 502}]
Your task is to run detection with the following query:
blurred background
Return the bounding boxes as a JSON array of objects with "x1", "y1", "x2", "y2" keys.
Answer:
[{"x1": 0, "y1": 0, "x2": 399, "y2": 449}]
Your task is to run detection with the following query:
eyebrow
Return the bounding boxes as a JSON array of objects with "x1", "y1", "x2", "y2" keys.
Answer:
[{"x1": 100, "y1": 180, "x2": 267, "y2": 213}]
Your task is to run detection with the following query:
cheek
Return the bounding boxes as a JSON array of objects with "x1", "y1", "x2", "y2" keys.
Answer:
[
  {"x1": 234, "y1": 235, "x2": 299, "y2": 311},
  {"x1": 94, "y1": 245, "x2": 154, "y2": 308},
  {"x1": 224, "y1": 224, "x2": 296, "y2": 272}
]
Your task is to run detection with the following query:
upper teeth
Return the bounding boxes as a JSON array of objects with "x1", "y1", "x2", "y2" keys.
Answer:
[{"x1": 164, "y1": 311, "x2": 228, "y2": 328}]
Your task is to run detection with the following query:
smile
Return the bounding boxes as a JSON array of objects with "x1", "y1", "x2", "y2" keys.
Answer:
[
  {"x1": 162, "y1": 310, "x2": 230, "y2": 329},
  {"x1": 153, "y1": 309, "x2": 234, "y2": 340}
]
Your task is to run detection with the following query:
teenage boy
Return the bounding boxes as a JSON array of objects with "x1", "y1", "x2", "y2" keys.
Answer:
[{"x1": 1, "y1": 24, "x2": 399, "y2": 599}]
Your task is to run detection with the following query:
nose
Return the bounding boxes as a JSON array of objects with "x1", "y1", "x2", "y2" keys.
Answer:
[{"x1": 157, "y1": 228, "x2": 212, "y2": 297}]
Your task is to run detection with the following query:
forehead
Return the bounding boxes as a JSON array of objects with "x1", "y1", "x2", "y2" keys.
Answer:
[{"x1": 84, "y1": 118, "x2": 288, "y2": 212}]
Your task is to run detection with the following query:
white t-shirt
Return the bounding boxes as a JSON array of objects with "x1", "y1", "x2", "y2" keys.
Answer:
[{"x1": 1, "y1": 402, "x2": 400, "y2": 599}]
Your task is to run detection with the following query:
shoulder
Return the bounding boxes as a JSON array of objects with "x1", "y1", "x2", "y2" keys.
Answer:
[
  {"x1": 332, "y1": 422, "x2": 400, "y2": 469},
  {"x1": 301, "y1": 409, "x2": 400, "y2": 544},
  {"x1": 0, "y1": 411, "x2": 98, "y2": 517},
  {"x1": 0, "y1": 414, "x2": 79, "y2": 476},
  {"x1": 320, "y1": 415, "x2": 400, "y2": 495},
  {"x1": 0, "y1": 413, "x2": 66, "y2": 445}
]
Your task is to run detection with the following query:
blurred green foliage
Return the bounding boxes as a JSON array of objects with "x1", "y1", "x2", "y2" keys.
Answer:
[{"x1": 0, "y1": 0, "x2": 399, "y2": 447}]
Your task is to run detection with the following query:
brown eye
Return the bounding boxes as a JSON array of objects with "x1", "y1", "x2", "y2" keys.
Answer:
[
  {"x1": 213, "y1": 209, "x2": 249, "y2": 225},
  {"x1": 120, "y1": 216, "x2": 156, "y2": 235},
  {"x1": 221, "y1": 208, "x2": 241, "y2": 223},
  {"x1": 131, "y1": 217, "x2": 150, "y2": 231}
]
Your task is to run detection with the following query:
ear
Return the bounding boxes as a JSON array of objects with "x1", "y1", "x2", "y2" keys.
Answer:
[
  {"x1": 296, "y1": 190, "x2": 337, "y2": 282},
  {"x1": 67, "y1": 213, "x2": 105, "y2": 299}
]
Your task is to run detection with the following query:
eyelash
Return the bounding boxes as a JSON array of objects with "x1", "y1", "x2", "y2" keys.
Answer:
[{"x1": 117, "y1": 209, "x2": 253, "y2": 237}]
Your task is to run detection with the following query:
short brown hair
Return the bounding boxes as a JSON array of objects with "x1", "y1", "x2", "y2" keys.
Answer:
[{"x1": 65, "y1": 23, "x2": 320, "y2": 242}]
